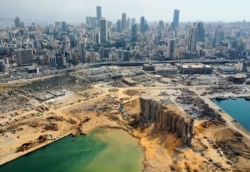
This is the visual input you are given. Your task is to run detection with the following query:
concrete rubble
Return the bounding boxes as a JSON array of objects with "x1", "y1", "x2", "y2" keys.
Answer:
[{"x1": 139, "y1": 94, "x2": 194, "y2": 146}]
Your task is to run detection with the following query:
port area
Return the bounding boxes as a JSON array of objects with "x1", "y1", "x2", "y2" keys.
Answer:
[{"x1": 0, "y1": 71, "x2": 250, "y2": 171}]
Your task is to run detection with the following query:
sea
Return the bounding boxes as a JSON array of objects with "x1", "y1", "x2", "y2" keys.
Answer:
[
  {"x1": 0, "y1": 128, "x2": 144, "y2": 172},
  {"x1": 214, "y1": 98, "x2": 250, "y2": 131}
]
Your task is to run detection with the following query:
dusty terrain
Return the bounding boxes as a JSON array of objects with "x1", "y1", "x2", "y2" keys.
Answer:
[{"x1": 0, "y1": 83, "x2": 250, "y2": 172}]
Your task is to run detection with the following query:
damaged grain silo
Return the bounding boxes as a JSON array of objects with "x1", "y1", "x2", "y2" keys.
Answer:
[{"x1": 140, "y1": 94, "x2": 194, "y2": 146}]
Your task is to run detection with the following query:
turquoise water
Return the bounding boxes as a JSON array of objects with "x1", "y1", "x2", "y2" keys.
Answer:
[
  {"x1": 0, "y1": 129, "x2": 143, "y2": 172},
  {"x1": 214, "y1": 98, "x2": 250, "y2": 131}
]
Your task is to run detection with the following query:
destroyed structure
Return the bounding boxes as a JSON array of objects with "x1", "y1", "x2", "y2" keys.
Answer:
[{"x1": 140, "y1": 94, "x2": 194, "y2": 146}]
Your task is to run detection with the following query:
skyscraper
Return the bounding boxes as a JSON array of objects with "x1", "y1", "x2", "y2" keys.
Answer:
[
  {"x1": 140, "y1": 16, "x2": 145, "y2": 32},
  {"x1": 187, "y1": 27, "x2": 197, "y2": 52},
  {"x1": 62, "y1": 21, "x2": 67, "y2": 32},
  {"x1": 117, "y1": 20, "x2": 122, "y2": 32},
  {"x1": 158, "y1": 20, "x2": 164, "y2": 30},
  {"x1": 80, "y1": 41, "x2": 86, "y2": 63},
  {"x1": 96, "y1": 33, "x2": 100, "y2": 45},
  {"x1": 172, "y1": 9, "x2": 180, "y2": 29},
  {"x1": 131, "y1": 18, "x2": 136, "y2": 26},
  {"x1": 55, "y1": 54, "x2": 65, "y2": 68},
  {"x1": 197, "y1": 22, "x2": 205, "y2": 42},
  {"x1": 122, "y1": 13, "x2": 126, "y2": 30},
  {"x1": 168, "y1": 39, "x2": 176, "y2": 59},
  {"x1": 127, "y1": 18, "x2": 131, "y2": 29},
  {"x1": 131, "y1": 24, "x2": 137, "y2": 42},
  {"x1": 100, "y1": 18, "x2": 107, "y2": 43},
  {"x1": 14, "y1": 17, "x2": 21, "y2": 28},
  {"x1": 96, "y1": 6, "x2": 102, "y2": 20},
  {"x1": 213, "y1": 28, "x2": 224, "y2": 46},
  {"x1": 15, "y1": 49, "x2": 34, "y2": 66},
  {"x1": 123, "y1": 51, "x2": 130, "y2": 61},
  {"x1": 0, "y1": 60, "x2": 5, "y2": 73},
  {"x1": 0, "y1": 40, "x2": 3, "y2": 47},
  {"x1": 69, "y1": 33, "x2": 76, "y2": 48}
]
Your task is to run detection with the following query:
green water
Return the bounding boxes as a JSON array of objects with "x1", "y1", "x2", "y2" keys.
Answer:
[
  {"x1": 0, "y1": 129, "x2": 144, "y2": 172},
  {"x1": 214, "y1": 98, "x2": 250, "y2": 131}
]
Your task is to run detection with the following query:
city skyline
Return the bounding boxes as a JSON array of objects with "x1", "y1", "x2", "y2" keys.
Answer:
[{"x1": 0, "y1": 0, "x2": 249, "y2": 24}]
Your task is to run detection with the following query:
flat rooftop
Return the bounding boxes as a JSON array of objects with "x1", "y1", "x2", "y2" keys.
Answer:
[{"x1": 181, "y1": 63, "x2": 212, "y2": 68}]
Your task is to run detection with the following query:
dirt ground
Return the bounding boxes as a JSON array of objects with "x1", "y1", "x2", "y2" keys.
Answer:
[{"x1": 1, "y1": 84, "x2": 250, "y2": 172}]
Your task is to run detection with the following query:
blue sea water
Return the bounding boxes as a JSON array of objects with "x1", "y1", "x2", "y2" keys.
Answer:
[
  {"x1": 214, "y1": 98, "x2": 250, "y2": 131},
  {"x1": 0, "y1": 128, "x2": 143, "y2": 172}
]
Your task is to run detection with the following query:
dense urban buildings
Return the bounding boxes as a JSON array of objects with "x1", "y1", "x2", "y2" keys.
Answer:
[
  {"x1": 0, "y1": 6, "x2": 249, "y2": 72},
  {"x1": 1, "y1": 4, "x2": 250, "y2": 172},
  {"x1": 0, "y1": 7, "x2": 250, "y2": 74}
]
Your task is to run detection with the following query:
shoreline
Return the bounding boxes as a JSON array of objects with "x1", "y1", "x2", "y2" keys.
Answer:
[
  {"x1": 1, "y1": 85, "x2": 250, "y2": 171},
  {"x1": 209, "y1": 98, "x2": 250, "y2": 137},
  {"x1": 0, "y1": 132, "x2": 71, "y2": 166},
  {"x1": 213, "y1": 99, "x2": 250, "y2": 133},
  {"x1": 0, "y1": 125, "x2": 147, "y2": 172}
]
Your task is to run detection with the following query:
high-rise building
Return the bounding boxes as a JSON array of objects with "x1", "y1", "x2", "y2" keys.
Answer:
[
  {"x1": 14, "y1": 17, "x2": 21, "y2": 28},
  {"x1": 96, "y1": 6, "x2": 102, "y2": 20},
  {"x1": 49, "y1": 56, "x2": 57, "y2": 67},
  {"x1": 9, "y1": 32, "x2": 14, "y2": 40},
  {"x1": 3, "y1": 57, "x2": 10, "y2": 68},
  {"x1": 96, "y1": 33, "x2": 100, "y2": 45},
  {"x1": 0, "y1": 60, "x2": 5, "y2": 73},
  {"x1": 197, "y1": 22, "x2": 205, "y2": 42},
  {"x1": 238, "y1": 61, "x2": 248, "y2": 72},
  {"x1": 86, "y1": 16, "x2": 97, "y2": 29},
  {"x1": 62, "y1": 21, "x2": 67, "y2": 32},
  {"x1": 154, "y1": 35, "x2": 161, "y2": 46},
  {"x1": 100, "y1": 18, "x2": 107, "y2": 43},
  {"x1": 131, "y1": 18, "x2": 136, "y2": 26},
  {"x1": 187, "y1": 27, "x2": 197, "y2": 52},
  {"x1": 168, "y1": 39, "x2": 176, "y2": 59},
  {"x1": 55, "y1": 21, "x2": 61, "y2": 31},
  {"x1": 55, "y1": 54, "x2": 65, "y2": 68},
  {"x1": 122, "y1": 13, "x2": 126, "y2": 30},
  {"x1": 96, "y1": 6, "x2": 102, "y2": 27},
  {"x1": 140, "y1": 16, "x2": 145, "y2": 32},
  {"x1": 20, "y1": 22, "x2": 25, "y2": 28},
  {"x1": 69, "y1": 33, "x2": 77, "y2": 48},
  {"x1": 65, "y1": 51, "x2": 72, "y2": 61},
  {"x1": 15, "y1": 49, "x2": 34, "y2": 66},
  {"x1": 123, "y1": 51, "x2": 130, "y2": 61},
  {"x1": 117, "y1": 20, "x2": 122, "y2": 32},
  {"x1": 80, "y1": 41, "x2": 86, "y2": 63},
  {"x1": 213, "y1": 28, "x2": 225, "y2": 46},
  {"x1": 131, "y1": 24, "x2": 137, "y2": 42},
  {"x1": 87, "y1": 50, "x2": 96, "y2": 63},
  {"x1": 127, "y1": 18, "x2": 131, "y2": 29},
  {"x1": 158, "y1": 20, "x2": 164, "y2": 30},
  {"x1": 172, "y1": 9, "x2": 180, "y2": 29},
  {"x1": 99, "y1": 46, "x2": 105, "y2": 59}
]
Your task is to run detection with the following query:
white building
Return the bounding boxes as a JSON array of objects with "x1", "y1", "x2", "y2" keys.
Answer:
[{"x1": 155, "y1": 64, "x2": 178, "y2": 76}]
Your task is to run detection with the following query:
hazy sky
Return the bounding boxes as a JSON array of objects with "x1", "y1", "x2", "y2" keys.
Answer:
[{"x1": 0, "y1": 0, "x2": 249, "y2": 24}]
